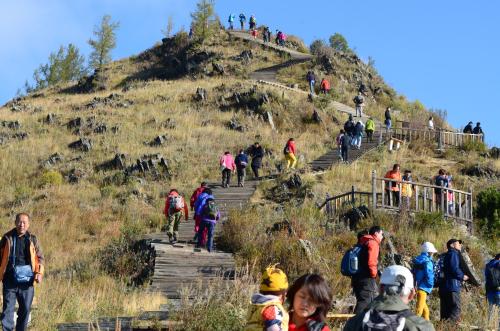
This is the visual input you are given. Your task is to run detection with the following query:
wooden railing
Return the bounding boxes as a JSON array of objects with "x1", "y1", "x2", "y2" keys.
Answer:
[
  {"x1": 390, "y1": 127, "x2": 483, "y2": 149},
  {"x1": 319, "y1": 171, "x2": 474, "y2": 231}
]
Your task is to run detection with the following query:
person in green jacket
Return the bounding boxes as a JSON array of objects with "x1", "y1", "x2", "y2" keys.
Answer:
[
  {"x1": 365, "y1": 117, "x2": 375, "y2": 142},
  {"x1": 344, "y1": 265, "x2": 435, "y2": 331}
]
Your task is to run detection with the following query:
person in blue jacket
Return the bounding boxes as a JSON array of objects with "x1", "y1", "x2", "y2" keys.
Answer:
[
  {"x1": 485, "y1": 254, "x2": 500, "y2": 329},
  {"x1": 235, "y1": 149, "x2": 249, "y2": 187},
  {"x1": 413, "y1": 242, "x2": 438, "y2": 320},
  {"x1": 438, "y1": 239, "x2": 469, "y2": 322}
]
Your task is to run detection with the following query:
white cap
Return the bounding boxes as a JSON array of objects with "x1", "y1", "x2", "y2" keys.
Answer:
[
  {"x1": 380, "y1": 265, "x2": 414, "y2": 292},
  {"x1": 421, "y1": 242, "x2": 438, "y2": 253}
]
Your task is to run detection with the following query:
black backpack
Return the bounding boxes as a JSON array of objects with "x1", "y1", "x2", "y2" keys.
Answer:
[
  {"x1": 433, "y1": 253, "x2": 445, "y2": 288},
  {"x1": 362, "y1": 309, "x2": 413, "y2": 331},
  {"x1": 283, "y1": 145, "x2": 290, "y2": 155},
  {"x1": 485, "y1": 261, "x2": 500, "y2": 292}
]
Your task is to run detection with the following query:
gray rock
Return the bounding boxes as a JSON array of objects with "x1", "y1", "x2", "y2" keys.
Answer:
[
  {"x1": 195, "y1": 88, "x2": 207, "y2": 101},
  {"x1": 67, "y1": 117, "x2": 82, "y2": 130},
  {"x1": 44, "y1": 153, "x2": 63, "y2": 168},
  {"x1": 212, "y1": 62, "x2": 225, "y2": 75},
  {"x1": 148, "y1": 135, "x2": 168, "y2": 147},
  {"x1": 45, "y1": 113, "x2": 56, "y2": 124},
  {"x1": 227, "y1": 118, "x2": 246, "y2": 132},
  {"x1": 97, "y1": 153, "x2": 127, "y2": 171},
  {"x1": 93, "y1": 124, "x2": 107, "y2": 134},
  {"x1": 312, "y1": 109, "x2": 322, "y2": 124},
  {"x1": 1, "y1": 120, "x2": 21, "y2": 130},
  {"x1": 68, "y1": 138, "x2": 92, "y2": 152}
]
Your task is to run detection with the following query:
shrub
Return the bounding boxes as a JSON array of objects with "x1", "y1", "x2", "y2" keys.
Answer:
[
  {"x1": 475, "y1": 187, "x2": 500, "y2": 239},
  {"x1": 461, "y1": 140, "x2": 487, "y2": 153},
  {"x1": 40, "y1": 170, "x2": 63, "y2": 187},
  {"x1": 329, "y1": 33, "x2": 349, "y2": 52}
]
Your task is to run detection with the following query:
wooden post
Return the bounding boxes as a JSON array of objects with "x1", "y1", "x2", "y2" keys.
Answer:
[
  {"x1": 469, "y1": 186, "x2": 473, "y2": 222},
  {"x1": 438, "y1": 130, "x2": 443, "y2": 150},
  {"x1": 441, "y1": 184, "x2": 445, "y2": 214},
  {"x1": 423, "y1": 187, "x2": 427, "y2": 212},
  {"x1": 351, "y1": 186, "x2": 355, "y2": 205},
  {"x1": 372, "y1": 170, "x2": 377, "y2": 212},
  {"x1": 378, "y1": 129, "x2": 383, "y2": 144},
  {"x1": 415, "y1": 185, "x2": 419, "y2": 211},
  {"x1": 382, "y1": 179, "x2": 386, "y2": 208},
  {"x1": 458, "y1": 193, "x2": 462, "y2": 219}
]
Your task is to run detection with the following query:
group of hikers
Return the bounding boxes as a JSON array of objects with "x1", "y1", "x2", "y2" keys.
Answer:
[
  {"x1": 463, "y1": 121, "x2": 484, "y2": 136},
  {"x1": 243, "y1": 226, "x2": 499, "y2": 330},
  {"x1": 228, "y1": 13, "x2": 287, "y2": 46},
  {"x1": 306, "y1": 71, "x2": 332, "y2": 96},
  {"x1": 336, "y1": 114, "x2": 376, "y2": 162}
]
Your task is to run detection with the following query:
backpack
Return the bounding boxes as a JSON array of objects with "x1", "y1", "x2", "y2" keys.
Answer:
[
  {"x1": 362, "y1": 309, "x2": 412, "y2": 331},
  {"x1": 354, "y1": 95, "x2": 363, "y2": 105},
  {"x1": 340, "y1": 244, "x2": 363, "y2": 276},
  {"x1": 169, "y1": 195, "x2": 184, "y2": 213},
  {"x1": 344, "y1": 121, "x2": 354, "y2": 134},
  {"x1": 433, "y1": 253, "x2": 445, "y2": 288},
  {"x1": 283, "y1": 145, "x2": 290, "y2": 155},
  {"x1": 485, "y1": 261, "x2": 500, "y2": 292},
  {"x1": 203, "y1": 199, "x2": 219, "y2": 219}
]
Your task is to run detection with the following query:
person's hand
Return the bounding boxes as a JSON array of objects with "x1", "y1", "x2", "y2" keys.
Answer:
[
  {"x1": 35, "y1": 273, "x2": 43, "y2": 283},
  {"x1": 463, "y1": 275, "x2": 469, "y2": 281}
]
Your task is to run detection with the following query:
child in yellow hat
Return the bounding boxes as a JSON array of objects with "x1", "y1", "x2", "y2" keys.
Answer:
[{"x1": 245, "y1": 265, "x2": 289, "y2": 331}]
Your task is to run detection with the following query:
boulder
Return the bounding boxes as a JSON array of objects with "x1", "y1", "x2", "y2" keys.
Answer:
[
  {"x1": 489, "y1": 147, "x2": 500, "y2": 159},
  {"x1": 93, "y1": 124, "x2": 107, "y2": 134},
  {"x1": 44, "y1": 153, "x2": 63, "y2": 168},
  {"x1": 1, "y1": 120, "x2": 20, "y2": 130},
  {"x1": 149, "y1": 135, "x2": 168, "y2": 147},
  {"x1": 312, "y1": 109, "x2": 322, "y2": 124},
  {"x1": 212, "y1": 62, "x2": 225, "y2": 75},
  {"x1": 97, "y1": 153, "x2": 127, "y2": 171},
  {"x1": 461, "y1": 165, "x2": 498, "y2": 178},
  {"x1": 45, "y1": 113, "x2": 56, "y2": 124},
  {"x1": 68, "y1": 138, "x2": 92, "y2": 152},
  {"x1": 227, "y1": 118, "x2": 246, "y2": 132},
  {"x1": 195, "y1": 88, "x2": 207, "y2": 101},
  {"x1": 67, "y1": 117, "x2": 82, "y2": 130}
]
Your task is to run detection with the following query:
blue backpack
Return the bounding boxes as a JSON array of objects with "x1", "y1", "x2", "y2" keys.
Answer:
[
  {"x1": 341, "y1": 245, "x2": 363, "y2": 276},
  {"x1": 433, "y1": 253, "x2": 445, "y2": 288}
]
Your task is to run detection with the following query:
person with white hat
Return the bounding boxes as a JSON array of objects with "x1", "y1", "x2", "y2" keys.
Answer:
[
  {"x1": 412, "y1": 242, "x2": 438, "y2": 321},
  {"x1": 344, "y1": 265, "x2": 435, "y2": 331}
]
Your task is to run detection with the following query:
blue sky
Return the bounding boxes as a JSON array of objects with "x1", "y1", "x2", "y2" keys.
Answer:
[{"x1": 1, "y1": 0, "x2": 499, "y2": 145}]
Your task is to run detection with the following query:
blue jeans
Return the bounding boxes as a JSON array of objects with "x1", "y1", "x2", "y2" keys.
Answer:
[
  {"x1": 198, "y1": 221, "x2": 215, "y2": 252},
  {"x1": 2, "y1": 278, "x2": 34, "y2": 331},
  {"x1": 487, "y1": 292, "x2": 500, "y2": 329},
  {"x1": 309, "y1": 80, "x2": 315, "y2": 95}
]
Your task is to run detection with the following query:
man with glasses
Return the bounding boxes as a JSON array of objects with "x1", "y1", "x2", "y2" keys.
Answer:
[{"x1": 351, "y1": 226, "x2": 384, "y2": 313}]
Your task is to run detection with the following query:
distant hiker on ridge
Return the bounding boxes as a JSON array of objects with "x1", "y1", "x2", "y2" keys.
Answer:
[
  {"x1": 306, "y1": 71, "x2": 316, "y2": 95},
  {"x1": 353, "y1": 92, "x2": 365, "y2": 118},
  {"x1": 228, "y1": 13, "x2": 235, "y2": 30},
  {"x1": 384, "y1": 107, "x2": 392, "y2": 131},
  {"x1": 463, "y1": 121, "x2": 473, "y2": 134},
  {"x1": 239, "y1": 13, "x2": 246, "y2": 30},
  {"x1": 249, "y1": 15, "x2": 257, "y2": 30}
]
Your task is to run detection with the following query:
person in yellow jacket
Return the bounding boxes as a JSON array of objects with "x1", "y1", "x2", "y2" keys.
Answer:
[
  {"x1": 245, "y1": 265, "x2": 289, "y2": 331},
  {"x1": 365, "y1": 117, "x2": 375, "y2": 142},
  {"x1": 401, "y1": 169, "x2": 413, "y2": 213}
]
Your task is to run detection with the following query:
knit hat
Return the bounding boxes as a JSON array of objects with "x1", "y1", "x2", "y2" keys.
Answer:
[{"x1": 260, "y1": 265, "x2": 288, "y2": 292}]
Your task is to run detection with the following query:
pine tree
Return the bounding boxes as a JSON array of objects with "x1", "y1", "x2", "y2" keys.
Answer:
[
  {"x1": 88, "y1": 15, "x2": 120, "y2": 72},
  {"x1": 190, "y1": 0, "x2": 217, "y2": 42},
  {"x1": 329, "y1": 33, "x2": 349, "y2": 52}
]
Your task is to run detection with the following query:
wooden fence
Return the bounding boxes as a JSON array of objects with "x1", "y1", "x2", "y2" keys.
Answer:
[
  {"x1": 389, "y1": 126, "x2": 483, "y2": 149},
  {"x1": 320, "y1": 170, "x2": 474, "y2": 231}
]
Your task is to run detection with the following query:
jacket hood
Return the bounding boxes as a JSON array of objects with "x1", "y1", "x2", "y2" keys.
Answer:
[
  {"x1": 487, "y1": 259, "x2": 500, "y2": 269},
  {"x1": 371, "y1": 294, "x2": 409, "y2": 312},
  {"x1": 250, "y1": 293, "x2": 282, "y2": 306},
  {"x1": 359, "y1": 234, "x2": 381, "y2": 245},
  {"x1": 414, "y1": 252, "x2": 432, "y2": 264}
]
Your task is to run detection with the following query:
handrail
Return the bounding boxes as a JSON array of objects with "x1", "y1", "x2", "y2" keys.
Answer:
[{"x1": 376, "y1": 177, "x2": 471, "y2": 195}]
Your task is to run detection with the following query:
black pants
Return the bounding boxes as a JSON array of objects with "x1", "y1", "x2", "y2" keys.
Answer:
[
  {"x1": 352, "y1": 277, "x2": 378, "y2": 314},
  {"x1": 385, "y1": 190, "x2": 400, "y2": 207},
  {"x1": 366, "y1": 130, "x2": 373, "y2": 142},
  {"x1": 251, "y1": 164, "x2": 260, "y2": 178},
  {"x1": 341, "y1": 146, "x2": 348, "y2": 162},
  {"x1": 221, "y1": 169, "x2": 232, "y2": 187},
  {"x1": 237, "y1": 167, "x2": 246, "y2": 186},
  {"x1": 439, "y1": 289, "x2": 461, "y2": 321}
]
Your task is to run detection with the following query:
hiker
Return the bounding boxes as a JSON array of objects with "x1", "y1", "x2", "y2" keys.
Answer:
[
  {"x1": 239, "y1": 13, "x2": 246, "y2": 30},
  {"x1": 365, "y1": 117, "x2": 375, "y2": 142},
  {"x1": 358, "y1": 82, "x2": 368, "y2": 96},
  {"x1": 263, "y1": 26, "x2": 270, "y2": 42},
  {"x1": 275, "y1": 30, "x2": 281, "y2": 45},
  {"x1": 249, "y1": 142, "x2": 265, "y2": 179},
  {"x1": 235, "y1": 149, "x2": 249, "y2": 187},
  {"x1": 344, "y1": 265, "x2": 435, "y2": 331},
  {"x1": 190, "y1": 182, "x2": 207, "y2": 241},
  {"x1": 344, "y1": 114, "x2": 355, "y2": 142},
  {"x1": 189, "y1": 26, "x2": 194, "y2": 39},
  {"x1": 353, "y1": 92, "x2": 365, "y2": 118},
  {"x1": 401, "y1": 170, "x2": 413, "y2": 213},
  {"x1": 413, "y1": 242, "x2": 438, "y2": 321},
  {"x1": 439, "y1": 239, "x2": 468, "y2": 322},
  {"x1": 351, "y1": 226, "x2": 384, "y2": 314},
  {"x1": 245, "y1": 265, "x2": 289, "y2": 331},
  {"x1": 336, "y1": 130, "x2": 345, "y2": 161},
  {"x1": 306, "y1": 71, "x2": 316, "y2": 95},
  {"x1": 287, "y1": 274, "x2": 332, "y2": 331},
  {"x1": 164, "y1": 189, "x2": 189, "y2": 243},
  {"x1": 428, "y1": 116, "x2": 434, "y2": 130},
  {"x1": 339, "y1": 130, "x2": 350, "y2": 163},
  {"x1": 251, "y1": 28, "x2": 259, "y2": 39},
  {"x1": 284, "y1": 138, "x2": 297, "y2": 170},
  {"x1": 220, "y1": 151, "x2": 236, "y2": 188},
  {"x1": 434, "y1": 169, "x2": 448, "y2": 211},
  {"x1": 194, "y1": 188, "x2": 214, "y2": 246},
  {"x1": 0, "y1": 213, "x2": 44, "y2": 331},
  {"x1": 485, "y1": 254, "x2": 500, "y2": 329},
  {"x1": 384, "y1": 107, "x2": 392, "y2": 131},
  {"x1": 473, "y1": 122, "x2": 484, "y2": 135},
  {"x1": 320, "y1": 78, "x2": 331, "y2": 94},
  {"x1": 249, "y1": 15, "x2": 257, "y2": 30},
  {"x1": 228, "y1": 13, "x2": 235, "y2": 30},
  {"x1": 352, "y1": 120, "x2": 364, "y2": 150},
  {"x1": 384, "y1": 164, "x2": 401, "y2": 207},
  {"x1": 446, "y1": 175, "x2": 455, "y2": 215},
  {"x1": 463, "y1": 121, "x2": 473, "y2": 134},
  {"x1": 279, "y1": 31, "x2": 286, "y2": 46},
  {"x1": 197, "y1": 198, "x2": 220, "y2": 252}
]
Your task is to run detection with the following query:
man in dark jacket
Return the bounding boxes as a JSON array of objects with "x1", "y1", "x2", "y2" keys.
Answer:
[
  {"x1": 0, "y1": 213, "x2": 44, "y2": 331},
  {"x1": 344, "y1": 114, "x2": 355, "y2": 139},
  {"x1": 463, "y1": 121, "x2": 473, "y2": 134},
  {"x1": 472, "y1": 122, "x2": 484, "y2": 135},
  {"x1": 248, "y1": 142, "x2": 264, "y2": 179},
  {"x1": 344, "y1": 265, "x2": 435, "y2": 331},
  {"x1": 352, "y1": 226, "x2": 384, "y2": 314},
  {"x1": 485, "y1": 254, "x2": 500, "y2": 328},
  {"x1": 439, "y1": 239, "x2": 468, "y2": 321},
  {"x1": 306, "y1": 71, "x2": 316, "y2": 95},
  {"x1": 235, "y1": 149, "x2": 249, "y2": 187},
  {"x1": 385, "y1": 107, "x2": 392, "y2": 131}
]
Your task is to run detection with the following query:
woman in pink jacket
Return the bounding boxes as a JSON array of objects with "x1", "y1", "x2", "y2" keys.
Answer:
[{"x1": 220, "y1": 151, "x2": 236, "y2": 188}]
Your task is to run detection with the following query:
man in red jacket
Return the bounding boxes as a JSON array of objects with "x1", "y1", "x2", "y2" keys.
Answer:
[
  {"x1": 164, "y1": 189, "x2": 189, "y2": 243},
  {"x1": 351, "y1": 225, "x2": 384, "y2": 314},
  {"x1": 190, "y1": 182, "x2": 207, "y2": 211}
]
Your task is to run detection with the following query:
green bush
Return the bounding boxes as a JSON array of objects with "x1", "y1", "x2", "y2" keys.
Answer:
[
  {"x1": 461, "y1": 140, "x2": 487, "y2": 153},
  {"x1": 475, "y1": 187, "x2": 500, "y2": 239},
  {"x1": 40, "y1": 170, "x2": 63, "y2": 187}
]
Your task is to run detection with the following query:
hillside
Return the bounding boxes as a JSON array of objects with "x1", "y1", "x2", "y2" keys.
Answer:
[{"x1": 0, "y1": 27, "x2": 498, "y2": 330}]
